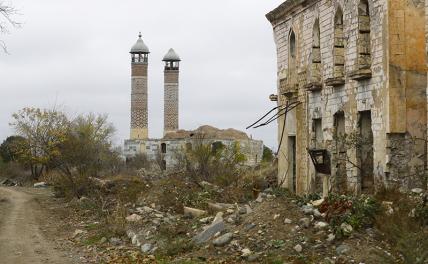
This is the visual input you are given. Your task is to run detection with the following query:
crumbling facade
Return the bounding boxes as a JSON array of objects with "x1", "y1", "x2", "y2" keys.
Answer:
[
  {"x1": 267, "y1": 0, "x2": 427, "y2": 195},
  {"x1": 124, "y1": 35, "x2": 264, "y2": 169}
]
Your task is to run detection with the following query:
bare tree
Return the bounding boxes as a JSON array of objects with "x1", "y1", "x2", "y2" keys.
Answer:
[{"x1": 0, "y1": 1, "x2": 20, "y2": 52}]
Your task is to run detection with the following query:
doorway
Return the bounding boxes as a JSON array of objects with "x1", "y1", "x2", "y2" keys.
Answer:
[{"x1": 359, "y1": 111, "x2": 374, "y2": 193}]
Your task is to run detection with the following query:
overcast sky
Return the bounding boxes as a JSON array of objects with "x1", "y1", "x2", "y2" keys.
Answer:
[{"x1": 0, "y1": 0, "x2": 282, "y2": 149}]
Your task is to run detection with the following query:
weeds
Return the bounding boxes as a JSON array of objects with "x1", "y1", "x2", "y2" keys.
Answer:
[{"x1": 319, "y1": 194, "x2": 380, "y2": 237}]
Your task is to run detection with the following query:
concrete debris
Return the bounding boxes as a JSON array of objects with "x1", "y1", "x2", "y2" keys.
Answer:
[
  {"x1": 294, "y1": 244, "x2": 303, "y2": 253},
  {"x1": 311, "y1": 198, "x2": 325, "y2": 207},
  {"x1": 326, "y1": 233, "x2": 335, "y2": 242},
  {"x1": 241, "y1": 248, "x2": 252, "y2": 258},
  {"x1": 199, "y1": 216, "x2": 213, "y2": 224},
  {"x1": 109, "y1": 237, "x2": 122, "y2": 246},
  {"x1": 212, "y1": 232, "x2": 233, "y2": 247},
  {"x1": 411, "y1": 188, "x2": 424, "y2": 194},
  {"x1": 301, "y1": 205, "x2": 314, "y2": 215},
  {"x1": 192, "y1": 216, "x2": 225, "y2": 244},
  {"x1": 183, "y1": 206, "x2": 207, "y2": 218},
  {"x1": 126, "y1": 214, "x2": 143, "y2": 222},
  {"x1": 299, "y1": 217, "x2": 311, "y2": 228},
  {"x1": 314, "y1": 221, "x2": 329, "y2": 230},
  {"x1": 141, "y1": 243, "x2": 152, "y2": 253},
  {"x1": 255, "y1": 193, "x2": 264, "y2": 203},
  {"x1": 245, "y1": 204, "x2": 253, "y2": 214},
  {"x1": 336, "y1": 244, "x2": 351, "y2": 255},
  {"x1": 284, "y1": 218, "x2": 292, "y2": 224},
  {"x1": 72, "y1": 229, "x2": 86, "y2": 238}
]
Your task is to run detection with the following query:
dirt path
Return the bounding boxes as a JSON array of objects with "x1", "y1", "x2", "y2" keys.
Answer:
[{"x1": 0, "y1": 187, "x2": 77, "y2": 264}]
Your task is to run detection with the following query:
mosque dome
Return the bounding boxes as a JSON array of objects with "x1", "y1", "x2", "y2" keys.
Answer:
[
  {"x1": 130, "y1": 33, "x2": 150, "y2": 54},
  {"x1": 162, "y1": 48, "x2": 181, "y2": 61}
]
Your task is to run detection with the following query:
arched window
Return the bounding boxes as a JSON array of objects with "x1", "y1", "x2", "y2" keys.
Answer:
[
  {"x1": 287, "y1": 29, "x2": 298, "y2": 93},
  {"x1": 290, "y1": 31, "x2": 296, "y2": 59},
  {"x1": 328, "y1": 7, "x2": 345, "y2": 86},
  {"x1": 353, "y1": 0, "x2": 372, "y2": 79},
  {"x1": 161, "y1": 143, "x2": 167, "y2": 154},
  {"x1": 307, "y1": 19, "x2": 322, "y2": 91}
]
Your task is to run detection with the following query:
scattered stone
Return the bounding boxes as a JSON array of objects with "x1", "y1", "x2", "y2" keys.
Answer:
[
  {"x1": 200, "y1": 181, "x2": 221, "y2": 191},
  {"x1": 212, "y1": 212, "x2": 224, "y2": 224},
  {"x1": 294, "y1": 244, "x2": 303, "y2": 253},
  {"x1": 199, "y1": 216, "x2": 213, "y2": 224},
  {"x1": 192, "y1": 217, "x2": 225, "y2": 244},
  {"x1": 126, "y1": 214, "x2": 142, "y2": 222},
  {"x1": 247, "y1": 254, "x2": 259, "y2": 262},
  {"x1": 340, "y1": 223, "x2": 353, "y2": 235},
  {"x1": 226, "y1": 209, "x2": 234, "y2": 214},
  {"x1": 245, "y1": 205, "x2": 253, "y2": 214},
  {"x1": 109, "y1": 237, "x2": 121, "y2": 246},
  {"x1": 72, "y1": 229, "x2": 85, "y2": 238},
  {"x1": 411, "y1": 188, "x2": 423, "y2": 194},
  {"x1": 314, "y1": 221, "x2": 329, "y2": 230},
  {"x1": 241, "y1": 248, "x2": 252, "y2": 258},
  {"x1": 291, "y1": 225, "x2": 301, "y2": 233},
  {"x1": 33, "y1": 182, "x2": 48, "y2": 188},
  {"x1": 299, "y1": 217, "x2": 311, "y2": 228},
  {"x1": 183, "y1": 207, "x2": 207, "y2": 218},
  {"x1": 212, "y1": 232, "x2": 233, "y2": 246},
  {"x1": 336, "y1": 244, "x2": 351, "y2": 255},
  {"x1": 313, "y1": 209, "x2": 322, "y2": 218},
  {"x1": 99, "y1": 237, "x2": 107, "y2": 244},
  {"x1": 141, "y1": 243, "x2": 152, "y2": 253},
  {"x1": 301, "y1": 205, "x2": 314, "y2": 215},
  {"x1": 255, "y1": 194, "x2": 263, "y2": 203},
  {"x1": 142, "y1": 206, "x2": 154, "y2": 213},
  {"x1": 273, "y1": 214, "x2": 280, "y2": 220},
  {"x1": 311, "y1": 198, "x2": 324, "y2": 207},
  {"x1": 284, "y1": 218, "x2": 292, "y2": 224},
  {"x1": 326, "y1": 233, "x2": 335, "y2": 242},
  {"x1": 207, "y1": 202, "x2": 234, "y2": 212},
  {"x1": 238, "y1": 207, "x2": 247, "y2": 214},
  {"x1": 244, "y1": 223, "x2": 256, "y2": 231}
]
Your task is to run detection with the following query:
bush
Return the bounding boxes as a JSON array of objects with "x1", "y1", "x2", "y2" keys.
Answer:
[{"x1": 319, "y1": 194, "x2": 380, "y2": 237}]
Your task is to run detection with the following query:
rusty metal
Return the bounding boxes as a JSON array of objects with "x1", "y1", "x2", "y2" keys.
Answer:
[{"x1": 308, "y1": 148, "x2": 331, "y2": 174}]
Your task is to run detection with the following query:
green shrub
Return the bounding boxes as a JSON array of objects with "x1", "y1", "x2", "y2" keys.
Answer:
[{"x1": 319, "y1": 194, "x2": 380, "y2": 236}]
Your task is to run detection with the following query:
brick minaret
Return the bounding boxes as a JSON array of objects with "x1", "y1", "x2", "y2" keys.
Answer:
[
  {"x1": 163, "y1": 48, "x2": 181, "y2": 135},
  {"x1": 130, "y1": 33, "x2": 150, "y2": 140}
]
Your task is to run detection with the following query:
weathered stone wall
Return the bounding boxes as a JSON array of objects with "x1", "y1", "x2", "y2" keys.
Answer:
[
  {"x1": 131, "y1": 62, "x2": 149, "y2": 140},
  {"x1": 124, "y1": 138, "x2": 264, "y2": 170},
  {"x1": 267, "y1": 0, "x2": 427, "y2": 195}
]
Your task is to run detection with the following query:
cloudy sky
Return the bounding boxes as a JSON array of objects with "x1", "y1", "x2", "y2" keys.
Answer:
[{"x1": 0, "y1": 0, "x2": 282, "y2": 149}]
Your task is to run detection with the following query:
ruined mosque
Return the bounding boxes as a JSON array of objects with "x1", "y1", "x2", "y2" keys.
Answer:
[
  {"x1": 123, "y1": 33, "x2": 264, "y2": 169},
  {"x1": 265, "y1": 0, "x2": 428, "y2": 196}
]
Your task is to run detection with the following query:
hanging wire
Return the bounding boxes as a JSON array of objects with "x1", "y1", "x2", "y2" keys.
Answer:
[{"x1": 247, "y1": 99, "x2": 301, "y2": 155}]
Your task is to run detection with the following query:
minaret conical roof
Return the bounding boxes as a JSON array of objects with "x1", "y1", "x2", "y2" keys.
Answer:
[
  {"x1": 162, "y1": 48, "x2": 181, "y2": 62},
  {"x1": 130, "y1": 32, "x2": 150, "y2": 54}
]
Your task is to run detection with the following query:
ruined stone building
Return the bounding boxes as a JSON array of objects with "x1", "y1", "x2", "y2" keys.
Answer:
[
  {"x1": 266, "y1": 0, "x2": 427, "y2": 195},
  {"x1": 124, "y1": 34, "x2": 263, "y2": 169}
]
